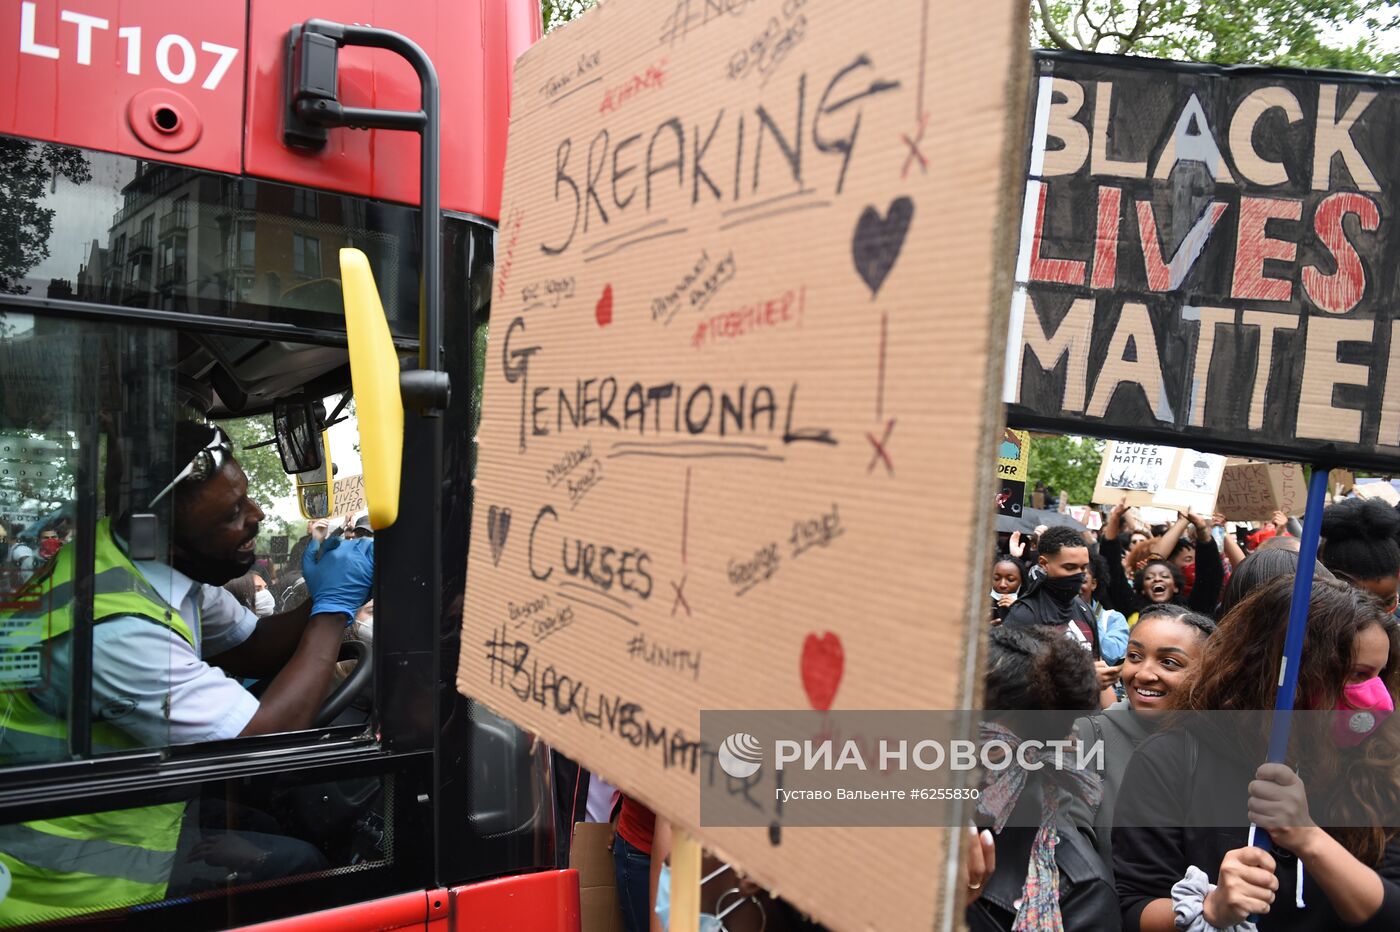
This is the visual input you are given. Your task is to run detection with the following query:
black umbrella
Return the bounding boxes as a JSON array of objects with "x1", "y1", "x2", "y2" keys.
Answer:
[
  {"x1": 1020, "y1": 507, "x2": 1088, "y2": 533},
  {"x1": 995, "y1": 514, "x2": 1024, "y2": 535}
]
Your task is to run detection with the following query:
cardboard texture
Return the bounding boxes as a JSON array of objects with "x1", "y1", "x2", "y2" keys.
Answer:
[
  {"x1": 333, "y1": 474, "x2": 367, "y2": 516},
  {"x1": 1355, "y1": 479, "x2": 1400, "y2": 506},
  {"x1": 1215, "y1": 461, "x2": 1306, "y2": 521},
  {"x1": 571, "y1": 823, "x2": 625, "y2": 932},
  {"x1": 1092, "y1": 441, "x2": 1225, "y2": 514},
  {"x1": 1004, "y1": 54, "x2": 1400, "y2": 473},
  {"x1": 457, "y1": 1, "x2": 1028, "y2": 928}
]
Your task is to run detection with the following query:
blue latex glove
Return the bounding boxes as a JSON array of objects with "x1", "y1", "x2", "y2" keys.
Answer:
[{"x1": 302, "y1": 536, "x2": 374, "y2": 625}]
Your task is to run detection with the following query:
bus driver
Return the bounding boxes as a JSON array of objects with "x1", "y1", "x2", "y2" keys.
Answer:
[{"x1": 0, "y1": 421, "x2": 374, "y2": 924}]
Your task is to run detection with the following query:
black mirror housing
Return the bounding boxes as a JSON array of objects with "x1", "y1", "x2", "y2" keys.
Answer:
[{"x1": 273, "y1": 400, "x2": 323, "y2": 474}]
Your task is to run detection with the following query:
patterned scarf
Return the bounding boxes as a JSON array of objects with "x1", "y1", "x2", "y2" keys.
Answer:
[{"x1": 976, "y1": 721, "x2": 1102, "y2": 932}]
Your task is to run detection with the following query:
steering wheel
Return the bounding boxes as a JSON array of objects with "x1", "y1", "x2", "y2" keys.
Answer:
[{"x1": 315, "y1": 638, "x2": 373, "y2": 727}]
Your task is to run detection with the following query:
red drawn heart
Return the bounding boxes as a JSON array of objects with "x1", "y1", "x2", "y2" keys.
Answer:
[
  {"x1": 800, "y1": 632, "x2": 844, "y2": 711},
  {"x1": 595, "y1": 284, "x2": 614, "y2": 327}
]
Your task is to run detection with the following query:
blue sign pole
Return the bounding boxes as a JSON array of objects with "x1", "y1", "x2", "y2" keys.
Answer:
[{"x1": 1252, "y1": 465, "x2": 1331, "y2": 856}]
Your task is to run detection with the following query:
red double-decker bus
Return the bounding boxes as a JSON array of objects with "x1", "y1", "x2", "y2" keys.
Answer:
[{"x1": 0, "y1": 2, "x2": 580, "y2": 928}]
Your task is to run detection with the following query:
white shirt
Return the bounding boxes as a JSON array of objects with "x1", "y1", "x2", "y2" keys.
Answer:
[
  {"x1": 586, "y1": 774, "x2": 619, "y2": 823},
  {"x1": 33, "y1": 561, "x2": 260, "y2": 748}
]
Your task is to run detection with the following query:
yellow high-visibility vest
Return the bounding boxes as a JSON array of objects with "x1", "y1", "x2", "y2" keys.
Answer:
[{"x1": 0, "y1": 519, "x2": 194, "y2": 925}]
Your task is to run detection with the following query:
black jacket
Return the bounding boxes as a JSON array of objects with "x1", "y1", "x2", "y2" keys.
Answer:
[
  {"x1": 1001, "y1": 575, "x2": 1101, "y2": 659},
  {"x1": 1101, "y1": 535, "x2": 1225, "y2": 617},
  {"x1": 1112, "y1": 727, "x2": 1400, "y2": 931},
  {"x1": 967, "y1": 783, "x2": 1121, "y2": 931}
]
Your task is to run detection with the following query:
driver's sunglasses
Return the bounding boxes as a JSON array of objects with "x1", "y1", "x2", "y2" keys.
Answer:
[{"x1": 149, "y1": 427, "x2": 234, "y2": 507}]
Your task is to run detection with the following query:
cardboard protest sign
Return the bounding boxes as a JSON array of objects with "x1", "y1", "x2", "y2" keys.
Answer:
[
  {"x1": 1066, "y1": 505, "x2": 1103, "y2": 530},
  {"x1": 1355, "y1": 478, "x2": 1400, "y2": 505},
  {"x1": 995, "y1": 428, "x2": 1029, "y2": 517},
  {"x1": 1003, "y1": 54, "x2": 1400, "y2": 472},
  {"x1": 458, "y1": 1, "x2": 1028, "y2": 927},
  {"x1": 1215, "y1": 460, "x2": 1307, "y2": 521},
  {"x1": 333, "y1": 474, "x2": 366, "y2": 516},
  {"x1": 1093, "y1": 441, "x2": 1225, "y2": 514}
]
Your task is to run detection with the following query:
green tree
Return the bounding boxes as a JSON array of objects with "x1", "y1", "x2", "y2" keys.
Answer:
[
  {"x1": 222, "y1": 416, "x2": 294, "y2": 520},
  {"x1": 1032, "y1": 0, "x2": 1400, "y2": 71},
  {"x1": 0, "y1": 140, "x2": 92, "y2": 294},
  {"x1": 1026, "y1": 433, "x2": 1104, "y2": 504},
  {"x1": 542, "y1": 0, "x2": 596, "y2": 32}
]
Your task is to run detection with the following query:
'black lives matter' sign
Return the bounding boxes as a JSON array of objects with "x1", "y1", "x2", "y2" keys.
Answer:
[{"x1": 1005, "y1": 52, "x2": 1400, "y2": 471}]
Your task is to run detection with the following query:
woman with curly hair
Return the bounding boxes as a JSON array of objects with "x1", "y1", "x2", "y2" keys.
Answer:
[
  {"x1": 1102, "y1": 503, "x2": 1223, "y2": 624},
  {"x1": 1112, "y1": 576, "x2": 1400, "y2": 931},
  {"x1": 968, "y1": 625, "x2": 1118, "y2": 931}
]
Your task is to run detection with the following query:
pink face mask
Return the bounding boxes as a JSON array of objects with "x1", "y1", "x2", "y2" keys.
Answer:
[{"x1": 1333, "y1": 677, "x2": 1395, "y2": 747}]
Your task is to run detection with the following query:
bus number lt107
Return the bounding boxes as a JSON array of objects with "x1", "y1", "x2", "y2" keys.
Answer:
[{"x1": 18, "y1": 1, "x2": 239, "y2": 91}]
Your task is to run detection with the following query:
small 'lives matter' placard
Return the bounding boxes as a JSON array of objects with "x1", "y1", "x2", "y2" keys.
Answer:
[{"x1": 459, "y1": 2, "x2": 1027, "y2": 928}]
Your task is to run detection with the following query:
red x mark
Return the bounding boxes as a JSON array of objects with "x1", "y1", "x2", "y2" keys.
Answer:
[
  {"x1": 670, "y1": 576, "x2": 691, "y2": 617},
  {"x1": 901, "y1": 112, "x2": 930, "y2": 179},
  {"x1": 866, "y1": 418, "x2": 896, "y2": 476}
]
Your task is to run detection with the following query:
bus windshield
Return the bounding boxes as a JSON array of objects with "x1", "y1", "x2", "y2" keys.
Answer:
[{"x1": 0, "y1": 136, "x2": 424, "y2": 342}]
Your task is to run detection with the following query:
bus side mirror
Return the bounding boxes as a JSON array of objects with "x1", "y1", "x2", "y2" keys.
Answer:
[
  {"x1": 294, "y1": 431, "x2": 335, "y2": 520},
  {"x1": 273, "y1": 399, "x2": 323, "y2": 474},
  {"x1": 339, "y1": 248, "x2": 402, "y2": 531}
]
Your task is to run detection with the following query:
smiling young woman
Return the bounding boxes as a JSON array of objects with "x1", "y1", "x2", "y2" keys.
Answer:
[{"x1": 1070, "y1": 605, "x2": 1215, "y2": 876}]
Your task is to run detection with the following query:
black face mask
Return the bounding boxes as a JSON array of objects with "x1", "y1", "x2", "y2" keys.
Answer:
[{"x1": 1042, "y1": 572, "x2": 1085, "y2": 607}]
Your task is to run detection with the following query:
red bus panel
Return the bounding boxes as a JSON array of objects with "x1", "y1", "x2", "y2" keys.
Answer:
[
  {"x1": 0, "y1": 0, "x2": 245, "y2": 173},
  {"x1": 3, "y1": 0, "x2": 539, "y2": 219},
  {"x1": 234, "y1": 871, "x2": 580, "y2": 932},
  {"x1": 447, "y1": 870, "x2": 581, "y2": 932},
  {"x1": 244, "y1": 0, "x2": 540, "y2": 219}
]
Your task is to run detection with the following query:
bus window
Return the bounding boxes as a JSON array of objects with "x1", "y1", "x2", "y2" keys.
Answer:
[
  {"x1": 0, "y1": 769, "x2": 402, "y2": 925},
  {"x1": 0, "y1": 315, "x2": 395, "y2": 924},
  {"x1": 0, "y1": 312, "x2": 183, "y2": 763},
  {"x1": 0, "y1": 140, "x2": 424, "y2": 342}
]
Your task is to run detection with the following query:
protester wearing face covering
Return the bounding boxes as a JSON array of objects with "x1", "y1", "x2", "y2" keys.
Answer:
[
  {"x1": 1002, "y1": 526, "x2": 1102, "y2": 659},
  {"x1": 252, "y1": 572, "x2": 276, "y2": 617},
  {"x1": 1113, "y1": 578, "x2": 1400, "y2": 932}
]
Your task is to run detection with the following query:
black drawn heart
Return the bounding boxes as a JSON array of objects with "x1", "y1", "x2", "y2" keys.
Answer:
[
  {"x1": 487, "y1": 505, "x2": 512, "y2": 566},
  {"x1": 851, "y1": 196, "x2": 915, "y2": 298}
]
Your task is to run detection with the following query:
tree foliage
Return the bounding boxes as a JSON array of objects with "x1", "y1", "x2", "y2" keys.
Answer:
[
  {"x1": 0, "y1": 139, "x2": 92, "y2": 294},
  {"x1": 222, "y1": 416, "x2": 294, "y2": 523},
  {"x1": 1033, "y1": 0, "x2": 1400, "y2": 71},
  {"x1": 542, "y1": 0, "x2": 596, "y2": 32},
  {"x1": 1027, "y1": 433, "x2": 1105, "y2": 505}
]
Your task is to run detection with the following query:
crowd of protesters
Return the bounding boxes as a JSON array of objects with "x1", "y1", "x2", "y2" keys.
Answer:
[
  {"x1": 586, "y1": 490, "x2": 1400, "y2": 932},
  {"x1": 968, "y1": 490, "x2": 1400, "y2": 931}
]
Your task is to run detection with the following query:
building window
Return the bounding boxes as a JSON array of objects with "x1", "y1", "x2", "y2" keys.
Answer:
[
  {"x1": 293, "y1": 234, "x2": 321, "y2": 279},
  {"x1": 291, "y1": 189, "x2": 318, "y2": 218}
]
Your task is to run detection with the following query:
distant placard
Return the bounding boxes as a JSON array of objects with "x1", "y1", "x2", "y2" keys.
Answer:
[
  {"x1": 334, "y1": 474, "x2": 366, "y2": 516},
  {"x1": 1215, "y1": 460, "x2": 1307, "y2": 521},
  {"x1": 996, "y1": 428, "x2": 1030, "y2": 483},
  {"x1": 1003, "y1": 53, "x2": 1400, "y2": 472},
  {"x1": 1094, "y1": 441, "x2": 1225, "y2": 514},
  {"x1": 457, "y1": 0, "x2": 1029, "y2": 927},
  {"x1": 995, "y1": 429, "x2": 1029, "y2": 517}
]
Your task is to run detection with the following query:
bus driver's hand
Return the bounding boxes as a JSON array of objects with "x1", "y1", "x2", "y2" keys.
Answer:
[{"x1": 302, "y1": 536, "x2": 374, "y2": 625}]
